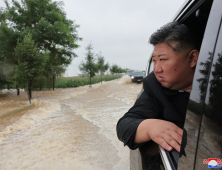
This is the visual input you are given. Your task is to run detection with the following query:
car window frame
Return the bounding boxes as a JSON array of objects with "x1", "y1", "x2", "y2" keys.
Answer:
[{"x1": 146, "y1": 53, "x2": 153, "y2": 76}]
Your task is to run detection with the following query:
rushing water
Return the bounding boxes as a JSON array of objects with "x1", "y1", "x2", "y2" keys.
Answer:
[{"x1": 0, "y1": 76, "x2": 142, "y2": 170}]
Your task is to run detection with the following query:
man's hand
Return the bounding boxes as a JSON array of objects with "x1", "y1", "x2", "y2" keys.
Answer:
[{"x1": 134, "y1": 119, "x2": 183, "y2": 152}]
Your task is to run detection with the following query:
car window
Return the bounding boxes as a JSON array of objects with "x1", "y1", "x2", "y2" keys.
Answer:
[
  {"x1": 145, "y1": 53, "x2": 154, "y2": 76},
  {"x1": 127, "y1": 70, "x2": 134, "y2": 76},
  {"x1": 132, "y1": 72, "x2": 144, "y2": 76},
  {"x1": 177, "y1": 0, "x2": 222, "y2": 169},
  {"x1": 148, "y1": 60, "x2": 154, "y2": 75},
  {"x1": 139, "y1": 142, "x2": 166, "y2": 170},
  {"x1": 194, "y1": 2, "x2": 222, "y2": 169}
]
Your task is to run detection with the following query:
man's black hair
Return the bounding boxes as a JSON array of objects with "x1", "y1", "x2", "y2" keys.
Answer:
[{"x1": 149, "y1": 22, "x2": 200, "y2": 52}]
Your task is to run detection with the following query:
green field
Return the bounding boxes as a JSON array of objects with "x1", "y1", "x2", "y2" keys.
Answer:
[
  {"x1": 0, "y1": 75, "x2": 123, "y2": 90},
  {"x1": 55, "y1": 74, "x2": 122, "y2": 88}
]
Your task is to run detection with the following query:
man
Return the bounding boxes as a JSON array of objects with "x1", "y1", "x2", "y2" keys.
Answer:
[{"x1": 116, "y1": 22, "x2": 200, "y2": 153}]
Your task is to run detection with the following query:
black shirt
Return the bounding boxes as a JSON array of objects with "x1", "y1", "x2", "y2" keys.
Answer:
[{"x1": 116, "y1": 72, "x2": 190, "y2": 150}]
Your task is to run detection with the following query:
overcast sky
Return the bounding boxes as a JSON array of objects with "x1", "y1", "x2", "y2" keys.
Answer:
[{"x1": 0, "y1": 0, "x2": 185, "y2": 76}]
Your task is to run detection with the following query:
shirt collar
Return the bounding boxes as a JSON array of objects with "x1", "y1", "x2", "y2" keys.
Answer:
[
  {"x1": 163, "y1": 88, "x2": 179, "y2": 96},
  {"x1": 163, "y1": 88, "x2": 190, "y2": 97}
]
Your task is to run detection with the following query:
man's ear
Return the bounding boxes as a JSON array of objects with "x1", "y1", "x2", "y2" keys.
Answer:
[{"x1": 188, "y1": 50, "x2": 199, "y2": 68}]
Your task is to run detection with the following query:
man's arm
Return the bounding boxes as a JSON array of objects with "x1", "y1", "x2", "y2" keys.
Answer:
[
  {"x1": 116, "y1": 90, "x2": 162, "y2": 149},
  {"x1": 117, "y1": 89, "x2": 183, "y2": 152},
  {"x1": 134, "y1": 119, "x2": 183, "y2": 152}
]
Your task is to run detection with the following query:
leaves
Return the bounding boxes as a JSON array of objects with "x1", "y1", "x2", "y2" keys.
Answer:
[
  {"x1": 0, "y1": 0, "x2": 81, "y2": 89},
  {"x1": 14, "y1": 33, "x2": 47, "y2": 84},
  {"x1": 79, "y1": 43, "x2": 98, "y2": 78},
  {"x1": 97, "y1": 52, "x2": 109, "y2": 74}
]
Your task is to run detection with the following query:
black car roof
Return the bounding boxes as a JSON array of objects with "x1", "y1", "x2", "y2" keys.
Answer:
[{"x1": 172, "y1": 0, "x2": 206, "y2": 22}]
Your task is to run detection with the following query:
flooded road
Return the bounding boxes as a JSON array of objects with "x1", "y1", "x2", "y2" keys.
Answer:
[{"x1": 0, "y1": 76, "x2": 142, "y2": 170}]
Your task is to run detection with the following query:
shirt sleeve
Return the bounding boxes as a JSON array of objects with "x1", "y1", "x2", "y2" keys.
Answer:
[{"x1": 116, "y1": 89, "x2": 162, "y2": 150}]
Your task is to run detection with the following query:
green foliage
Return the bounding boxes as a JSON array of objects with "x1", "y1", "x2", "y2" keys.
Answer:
[
  {"x1": 47, "y1": 64, "x2": 66, "y2": 78},
  {"x1": 110, "y1": 64, "x2": 118, "y2": 75},
  {"x1": 97, "y1": 52, "x2": 109, "y2": 74},
  {"x1": 79, "y1": 43, "x2": 98, "y2": 86},
  {"x1": 0, "y1": 62, "x2": 8, "y2": 83},
  {"x1": 0, "y1": 61, "x2": 14, "y2": 88},
  {"x1": 13, "y1": 32, "x2": 48, "y2": 101},
  {"x1": 55, "y1": 75, "x2": 121, "y2": 88},
  {"x1": 0, "y1": 0, "x2": 81, "y2": 89},
  {"x1": 96, "y1": 52, "x2": 109, "y2": 83},
  {"x1": 118, "y1": 67, "x2": 127, "y2": 73},
  {"x1": 109, "y1": 64, "x2": 126, "y2": 75},
  {"x1": 14, "y1": 33, "x2": 47, "y2": 83},
  {"x1": 32, "y1": 75, "x2": 47, "y2": 90},
  {"x1": 2, "y1": 0, "x2": 81, "y2": 57}
]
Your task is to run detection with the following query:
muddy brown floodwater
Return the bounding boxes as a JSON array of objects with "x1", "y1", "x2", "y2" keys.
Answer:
[{"x1": 0, "y1": 76, "x2": 142, "y2": 170}]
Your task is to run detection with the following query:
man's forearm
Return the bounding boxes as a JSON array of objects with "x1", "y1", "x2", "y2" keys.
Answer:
[
  {"x1": 134, "y1": 119, "x2": 183, "y2": 152},
  {"x1": 134, "y1": 119, "x2": 152, "y2": 143}
]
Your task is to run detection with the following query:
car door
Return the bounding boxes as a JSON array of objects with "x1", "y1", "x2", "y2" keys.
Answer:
[{"x1": 178, "y1": 0, "x2": 222, "y2": 169}]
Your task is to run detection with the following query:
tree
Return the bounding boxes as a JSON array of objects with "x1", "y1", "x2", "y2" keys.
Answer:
[
  {"x1": 110, "y1": 64, "x2": 119, "y2": 78},
  {"x1": 117, "y1": 66, "x2": 125, "y2": 74},
  {"x1": 45, "y1": 63, "x2": 66, "y2": 90},
  {"x1": 0, "y1": 61, "x2": 8, "y2": 89},
  {"x1": 14, "y1": 33, "x2": 47, "y2": 103},
  {"x1": 0, "y1": 0, "x2": 81, "y2": 90},
  {"x1": 79, "y1": 43, "x2": 98, "y2": 87},
  {"x1": 96, "y1": 52, "x2": 109, "y2": 84},
  {"x1": 0, "y1": 61, "x2": 14, "y2": 89},
  {"x1": 0, "y1": 20, "x2": 18, "y2": 89}
]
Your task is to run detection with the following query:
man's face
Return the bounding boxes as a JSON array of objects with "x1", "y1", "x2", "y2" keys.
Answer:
[{"x1": 152, "y1": 42, "x2": 194, "y2": 90}]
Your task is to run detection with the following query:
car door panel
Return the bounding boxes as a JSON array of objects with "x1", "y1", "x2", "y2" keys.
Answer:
[
  {"x1": 194, "y1": 7, "x2": 222, "y2": 169},
  {"x1": 177, "y1": 0, "x2": 222, "y2": 169}
]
